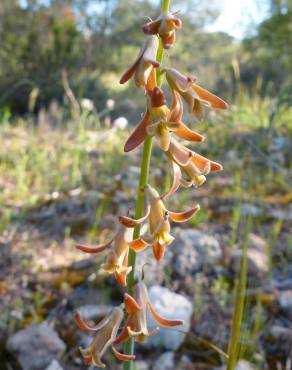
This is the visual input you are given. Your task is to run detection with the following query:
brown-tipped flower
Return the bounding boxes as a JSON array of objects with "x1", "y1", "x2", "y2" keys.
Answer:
[
  {"x1": 162, "y1": 137, "x2": 223, "y2": 198},
  {"x1": 76, "y1": 223, "x2": 134, "y2": 286},
  {"x1": 142, "y1": 12, "x2": 182, "y2": 49},
  {"x1": 119, "y1": 184, "x2": 200, "y2": 261},
  {"x1": 124, "y1": 87, "x2": 205, "y2": 153},
  {"x1": 115, "y1": 281, "x2": 183, "y2": 344},
  {"x1": 75, "y1": 307, "x2": 134, "y2": 368},
  {"x1": 164, "y1": 67, "x2": 228, "y2": 121},
  {"x1": 120, "y1": 36, "x2": 160, "y2": 90}
]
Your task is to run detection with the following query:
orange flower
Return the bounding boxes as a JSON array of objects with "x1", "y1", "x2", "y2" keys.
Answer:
[
  {"x1": 124, "y1": 87, "x2": 205, "y2": 152},
  {"x1": 119, "y1": 184, "x2": 200, "y2": 261},
  {"x1": 162, "y1": 137, "x2": 223, "y2": 198},
  {"x1": 75, "y1": 307, "x2": 134, "y2": 368},
  {"x1": 142, "y1": 12, "x2": 182, "y2": 49},
  {"x1": 164, "y1": 67, "x2": 228, "y2": 121},
  {"x1": 120, "y1": 36, "x2": 160, "y2": 90},
  {"x1": 76, "y1": 222, "x2": 136, "y2": 286},
  {"x1": 115, "y1": 281, "x2": 183, "y2": 344}
]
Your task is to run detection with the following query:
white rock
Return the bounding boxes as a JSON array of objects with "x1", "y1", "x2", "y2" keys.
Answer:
[
  {"x1": 45, "y1": 360, "x2": 64, "y2": 370},
  {"x1": 77, "y1": 304, "x2": 112, "y2": 321},
  {"x1": 231, "y1": 249, "x2": 268, "y2": 275},
  {"x1": 172, "y1": 229, "x2": 222, "y2": 277},
  {"x1": 147, "y1": 286, "x2": 193, "y2": 350},
  {"x1": 153, "y1": 352, "x2": 175, "y2": 370},
  {"x1": 235, "y1": 360, "x2": 256, "y2": 370},
  {"x1": 6, "y1": 323, "x2": 66, "y2": 370}
]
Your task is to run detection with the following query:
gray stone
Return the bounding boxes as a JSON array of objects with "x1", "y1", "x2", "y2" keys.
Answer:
[
  {"x1": 134, "y1": 360, "x2": 149, "y2": 370},
  {"x1": 6, "y1": 323, "x2": 66, "y2": 370},
  {"x1": 279, "y1": 290, "x2": 292, "y2": 320},
  {"x1": 45, "y1": 360, "x2": 64, "y2": 370},
  {"x1": 77, "y1": 304, "x2": 112, "y2": 321},
  {"x1": 269, "y1": 325, "x2": 292, "y2": 341},
  {"x1": 134, "y1": 246, "x2": 172, "y2": 285},
  {"x1": 171, "y1": 229, "x2": 222, "y2": 277},
  {"x1": 240, "y1": 204, "x2": 260, "y2": 217},
  {"x1": 147, "y1": 286, "x2": 193, "y2": 350},
  {"x1": 231, "y1": 233, "x2": 268, "y2": 276},
  {"x1": 235, "y1": 360, "x2": 256, "y2": 370},
  {"x1": 153, "y1": 352, "x2": 175, "y2": 370},
  {"x1": 269, "y1": 206, "x2": 292, "y2": 221}
]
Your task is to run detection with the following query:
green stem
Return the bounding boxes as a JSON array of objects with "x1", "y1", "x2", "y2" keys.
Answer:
[{"x1": 123, "y1": 0, "x2": 171, "y2": 369}]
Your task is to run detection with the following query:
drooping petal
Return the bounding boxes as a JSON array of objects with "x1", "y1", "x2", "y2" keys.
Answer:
[
  {"x1": 74, "y1": 311, "x2": 110, "y2": 333},
  {"x1": 192, "y1": 83, "x2": 228, "y2": 109},
  {"x1": 175, "y1": 121, "x2": 205, "y2": 142},
  {"x1": 152, "y1": 241, "x2": 165, "y2": 261},
  {"x1": 165, "y1": 67, "x2": 194, "y2": 92},
  {"x1": 169, "y1": 139, "x2": 192, "y2": 166},
  {"x1": 167, "y1": 204, "x2": 200, "y2": 222},
  {"x1": 119, "y1": 205, "x2": 150, "y2": 227},
  {"x1": 112, "y1": 344, "x2": 136, "y2": 362},
  {"x1": 128, "y1": 238, "x2": 149, "y2": 252},
  {"x1": 119, "y1": 44, "x2": 145, "y2": 85},
  {"x1": 143, "y1": 36, "x2": 160, "y2": 67},
  {"x1": 161, "y1": 160, "x2": 182, "y2": 200},
  {"x1": 124, "y1": 293, "x2": 142, "y2": 313},
  {"x1": 124, "y1": 110, "x2": 150, "y2": 152},
  {"x1": 76, "y1": 241, "x2": 111, "y2": 254},
  {"x1": 147, "y1": 302, "x2": 184, "y2": 327},
  {"x1": 169, "y1": 90, "x2": 183, "y2": 122},
  {"x1": 192, "y1": 153, "x2": 223, "y2": 172}
]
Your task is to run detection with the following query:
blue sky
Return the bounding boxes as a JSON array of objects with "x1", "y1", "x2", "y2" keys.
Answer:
[
  {"x1": 206, "y1": 0, "x2": 270, "y2": 39},
  {"x1": 20, "y1": 0, "x2": 270, "y2": 39}
]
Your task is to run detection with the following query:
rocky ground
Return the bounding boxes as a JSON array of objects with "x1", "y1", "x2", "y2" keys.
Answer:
[
  {"x1": 1, "y1": 181, "x2": 291, "y2": 370},
  {"x1": 0, "y1": 115, "x2": 291, "y2": 369}
]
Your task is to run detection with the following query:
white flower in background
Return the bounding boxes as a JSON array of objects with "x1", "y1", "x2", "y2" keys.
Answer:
[
  {"x1": 81, "y1": 98, "x2": 94, "y2": 111},
  {"x1": 106, "y1": 99, "x2": 115, "y2": 110},
  {"x1": 113, "y1": 117, "x2": 128, "y2": 130}
]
